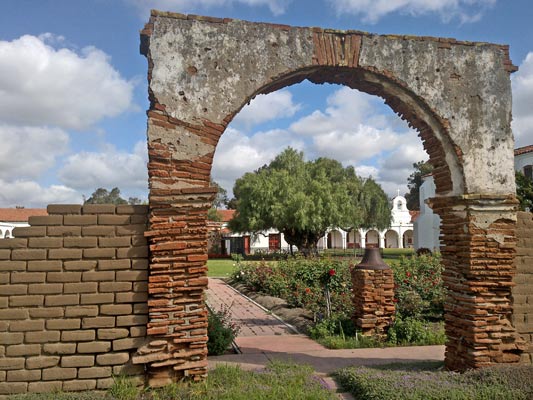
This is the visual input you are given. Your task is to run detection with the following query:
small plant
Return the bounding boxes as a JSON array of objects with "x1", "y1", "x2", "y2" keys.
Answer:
[
  {"x1": 387, "y1": 316, "x2": 445, "y2": 346},
  {"x1": 107, "y1": 375, "x2": 140, "y2": 400},
  {"x1": 207, "y1": 304, "x2": 240, "y2": 355}
]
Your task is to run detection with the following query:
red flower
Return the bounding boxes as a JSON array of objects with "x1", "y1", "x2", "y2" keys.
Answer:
[
  {"x1": 328, "y1": 269, "x2": 336, "y2": 276},
  {"x1": 393, "y1": 298, "x2": 398, "y2": 303},
  {"x1": 305, "y1": 287, "x2": 311, "y2": 294},
  {"x1": 406, "y1": 271, "x2": 411, "y2": 277}
]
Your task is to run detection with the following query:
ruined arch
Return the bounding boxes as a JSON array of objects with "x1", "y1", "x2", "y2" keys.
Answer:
[{"x1": 139, "y1": 11, "x2": 524, "y2": 383}]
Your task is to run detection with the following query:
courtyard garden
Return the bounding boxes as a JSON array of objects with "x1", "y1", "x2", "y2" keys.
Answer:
[{"x1": 226, "y1": 252, "x2": 446, "y2": 349}]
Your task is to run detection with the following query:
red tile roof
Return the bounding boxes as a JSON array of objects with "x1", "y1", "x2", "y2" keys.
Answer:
[
  {"x1": 409, "y1": 210, "x2": 420, "y2": 223},
  {"x1": 515, "y1": 145, "x2": 533, "y2": 156},
  {"x1": 216, "y1": 209, "x2": 235, "y2": 222},
  {"x1": 0, "y1": 208, "x2": 48, "y2": 222}
]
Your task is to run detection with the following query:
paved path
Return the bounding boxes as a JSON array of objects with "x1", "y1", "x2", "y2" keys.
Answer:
[{"x1": 207, "y1": 277, "x2": 445, "y2": 399}]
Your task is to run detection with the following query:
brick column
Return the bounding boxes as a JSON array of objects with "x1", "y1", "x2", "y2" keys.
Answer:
[
  {"x1": 351, "y1": 250, "x2": 395, "y2": 338},
  {"x1": 431, "y1": 195, "x2": 526, "y2": 371}
]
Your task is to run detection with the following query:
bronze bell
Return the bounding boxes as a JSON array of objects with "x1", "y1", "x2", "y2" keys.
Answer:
[{"x1": 355, "y1": 247, "x2": 389, "y2": 270}]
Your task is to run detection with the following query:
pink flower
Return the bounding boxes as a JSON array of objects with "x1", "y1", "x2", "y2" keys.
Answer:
[{"x1": 328, "y1": 269, "x2": 336, "y2": 276}]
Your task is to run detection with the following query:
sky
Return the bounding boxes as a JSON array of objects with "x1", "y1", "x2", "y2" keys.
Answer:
[{"x1": 0, "y1": 0, "x2": 532, "y2": 207}]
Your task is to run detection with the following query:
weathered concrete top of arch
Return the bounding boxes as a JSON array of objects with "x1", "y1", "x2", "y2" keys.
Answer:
[{"x1": 142, "y1": 10, "x2": 518, "y2": 197}]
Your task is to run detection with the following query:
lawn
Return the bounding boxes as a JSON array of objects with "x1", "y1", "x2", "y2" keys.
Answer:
[{"x1": 207, "y1": 258, "x2": 237, "y2": 277}]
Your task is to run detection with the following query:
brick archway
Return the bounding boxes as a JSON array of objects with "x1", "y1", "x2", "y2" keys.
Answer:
[{"x1": 139, "y1": 11, "x2": 524, "y2": 384}]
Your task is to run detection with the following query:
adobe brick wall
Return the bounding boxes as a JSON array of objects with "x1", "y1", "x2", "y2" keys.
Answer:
[
  {"x1": 0, "y1": 204, "x2": 149, "y2": 395},
  {"x1": 513, "y1": 211, "x2": 533, "y2": 364}
]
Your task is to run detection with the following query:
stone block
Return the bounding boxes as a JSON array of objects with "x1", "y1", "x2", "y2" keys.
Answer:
[
  {"x1": 27, "y1": 260, "x2": 62, "y2": 271},
  {"x1": 28, "y1": 283, "x2": 63, "y2": 294},
  {"x1": 9, "y1": 319, "x2": 45, "y2": 332},
  {"x1": 7, "y1": 369, "x2": 41, "y2": 381},
  {"x1": 11, "y1": 272, "x2": 45, "y2": 283},
  {"x1": 47, "y1": 226, "x2": 82, "y2": 236},
  {"x1": 77, "y1": 341, "x2": 112, "y2": 353},
  {"x1": 98, "y1": 259, "x2": 131, "y2": 270},
  {"x1": 47, "y1": 204, "x2": 82, "y2": 215},
  {"x1": 82, "y1": 317, "x2": 116, "y2": 329},
  {"x1": 28, "y1": 237, "x2": 63, "y2": 248},
  {"x1": 64, "y1": 215, "x2": 97, "y2": 226},
  {"x1": 80, "y1": 293, "x2": 114, "y2": 305},
  {"x1": 63, "y1": 260, "x2": 98, "y2": 271},
  {"x1": 48, "y1": 248, "x2": 83, "y2": 260},
  {"x1": 9, "y1": 295, "x2": 44, "y2": 307},
  {"x1": 6, "y1": 344, "x2": 40, "y2": 356},
  {"x1": 28, "y1": 215, "x2": 62, "y2": 226},
  {"x1": 43, "y1": 343, "x2": 76, "y2": 355},
  {"x1": 28, "y1": 381, "x2": 63, "y2": 393},
  {"x1": 96, "y1": 352, "x2": 130, "y2": 365},
  {"x1": 64, "y1": 237, "x2": 98, "y2": 248},
  {"x1": 65, "y1": 305, "x2": 99, "y2": 318},
  {"x1": 30, "y1": 356, "x2": 69, "y2": 374},
  {"x1": 45, "y1": 294, "x2": 79, "y2": 306},
  {"x1": 0, "y1": 357, "x2": 25, "y2": 370},
  {"x1": 64, "y1": 282, "x2": 98, "y2": 294},
  {"x1": 25, "y1": 330, "x2": 60, "y2": 343},
  {"x1": 61, "y1": 329, "x2": 95, "y2": 342},
  {"x1": 0, "y1": 382, "x2": 27, "y2": 395},
  {"x1": 11, "y1": 249, "x2": 46, "y2": 260},
  {"x1": 63, "y1": 379, "x2": 97, "y2": 391},
  {"x1": 98, "y1": 328, "x2": 129, "y2": 340},
  {"x1": 61, "y1": 355, "x2": 95, "y2": 367},
  {"x1": 78, "y1": 366, "x2": 111, "y2": 379},
  {"x1": 42, "y1": 367, "x2": 77, "y2": 381},
  {"x1": 46, "y1": 318, "x2": 81, "y2": 330}
]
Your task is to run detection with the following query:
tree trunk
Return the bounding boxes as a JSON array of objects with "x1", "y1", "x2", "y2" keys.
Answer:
[{"x1": 282, "y1": 228, "x2": 323, "y2": 257}]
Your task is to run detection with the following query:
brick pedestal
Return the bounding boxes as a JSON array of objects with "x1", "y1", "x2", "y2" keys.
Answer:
[{"x1": 351, "y1": 267, "x2": 395, "y2": 338}]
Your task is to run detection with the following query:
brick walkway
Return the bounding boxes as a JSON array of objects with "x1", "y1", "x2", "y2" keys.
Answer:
[{"x1": 206, "y1": 278, "x2": 295, "y2": 337}]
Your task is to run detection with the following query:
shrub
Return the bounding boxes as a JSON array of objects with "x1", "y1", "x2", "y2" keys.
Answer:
[
  {"x1": 392, "y1": 253, "x2": 444, "y2": 319},
  {"x1": 335, "y1": 363, "x2": 533, "y2": 400},
  {"x1": 207, "y1": 304, "x2": 240, "y2": 355},
  {"x1": 387, "y1": 317, "x2": 445, "y2": 346}
]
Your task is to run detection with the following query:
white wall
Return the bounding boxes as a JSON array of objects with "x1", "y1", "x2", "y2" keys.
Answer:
[{"x1": 414, "y1": 175, "x2": 441, "y2": 251}]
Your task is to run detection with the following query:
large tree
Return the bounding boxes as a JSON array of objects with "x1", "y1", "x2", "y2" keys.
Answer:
[
  {"x1": 84, "y1": 187, "x2": 141, "y2": 205},
  {"x1": 229, "y1": 148, "x2": 391, "y2": 256},
  {"x1": 405, "y1": 160, "x2": 434, "y2": 211}
]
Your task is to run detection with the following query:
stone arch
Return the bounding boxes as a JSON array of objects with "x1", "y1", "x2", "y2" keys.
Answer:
[
  {"x1": 139, "y1": 11, "x2": 523, "y2": 382},
  {"x1": 327, "y1": 229, "x2": 343, "y2": 249},
  {"x1": 402, "y1": 229, "x2": 414, "y2": 248},
  {"x1": 385, "y1": 229, "x2": 399, "y2": 248}
]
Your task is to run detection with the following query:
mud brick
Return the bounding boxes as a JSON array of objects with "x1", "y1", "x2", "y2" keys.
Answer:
[
  {"x1": 82, "y1": 316, "x2": 115, "y2": 328},
  {"x1": 82, "y1": 271, "x2": 115, "y2": 281},
  {"x1": 47, "y1": 226, "x2": 82, "y2": 236},
  {"x1": 64, "y1": 237, "x2": 97, "y2": 248},
  {"x1": 28, "y1": 381, "x2": 63, "y2": 393},
  {"x1": 63, "y1": 260, "x2": 98, "y2": 271},
  {"x1": 2, "y1": 284, "x2": 27, "y2": 295},
  {"x1": 28, "y1": 237, "x2": 63, "y2": 248},
  {"x1": 28, "y1": 283, "x2": 63, "y2": 294},
  {"x1": 100, "y1": 304, "x2": 132, "y2": 316},
  {"x1": 132, "y1": 259, "x2": 149, "y2": 270},
  {"x1": 9, "y1": 320, "x2": 45, "y2": 332},
  {"x1": 97, "y1": 328, "x2": 129, "y2": 340},
  {"x1": 116, "y1": 224, "x2": 146, "y2": 235},
  {"x1": 48, "y1": 248, "x2": 82, "y2": 259},
  {"x1": 96, "y1": 352, "x2": 130, "y2": 365},
  {"x1": 6, "y1": 344, "x2": 40, "y2": 356},
  {"x1": 64, "y1": 215, "x2": 97, "y2": 225},
  {"x1": 0, "y1": 357, "x2": 25, "y2": 370},
  {"x1": 0, "y1": 332, "x2": 24, "y2": 345},
  {"x1": 63, "y1": 379, "x2": 97, "y2": 391},
  {"x1": 99, "y1": 282, "x2": 132, "y2": 292},
  {"x1": 61, "y1": 355, "x2": 95, "y2": 368},
  {"x1": 0, "y1": 309, "x2": 28, "y2": 320},
  {"x1": 0, "y1": 238, "x2": 27, "y2": 248},
  {"x1": 11, "y1": 226, "x2": 46, "y2": 237},
  {"x1": 28, "y1": 215, "x2": 62, "y2": 225},
  {"x1": 82, "y1": 204, "x2": 117, "y2": 214},
  {"x1": 78, "y1": 366, "x2": 111, "y2": 379},
  {"x1": 61, "y1": 329, "x2": 96, "y2": 342},
  {"x1": 65, "y1": 305, "x2": 99, "y2": 318},
  {"x1": 82, "y1": 226, "x2": 115, "y2": 236},
  {"x1": 43, "y1": 343, "x2": 76, "y2": 355},
  {"x1": 7, "y1": 369, "x2": 41, "y2": 382},
  {"x1": 117, "y1": 205, "x2": 148, "y2": 215},
  {"x1": 116, "y1": 270, "x2": 148, "y2": 281},
  {"x1": 117, "y1": 315, "x2": 147, "y2": 326},
  {"x1": 47, "y1": 318, "x2": 81, "y2": 330},
  {"x1": 9, "y1": 295, "x2": 44, "y2": 307},
  {"x1": 99, "y1": 237, "x2": 131, "y2": 247},
  {"x1": 29, "y1": 307, "x2": 64, "y2": 318},
  {"x1": 47, "y1": 204, "x2": 82, "y2": 214},
  {"x1": 11, "y1": 249, "x2": 46, "y2": 260},
  {"x1": 47, "y1": 272, "x2": 82, "y2": 282},
  {"x1": 0, "y1": 261, "x2": 26, "y2": 271},
  {"x1": 11, "y1": 272, "x2": 45, "y2": 283},
  {"x1": 45, "y1": 294, "x2": 79, "y2": 306},
  {"x1": 98, "y1": 214, "x2": 131, "y2": 225},
  {"x1": 25, "y1": 356, "x2": 60, "y2": 369},
  {"x1": 77, "y1": 341, "x2": 111, "y2": 353},
  {"x1": 117, "y1": 246, "x2": 149, "y2": 258},
  {"x1": 80, "y1": 293, "x2": 114, "y2": 305},
  {"x1": 0, "y1": 382, "x2": 27, "y2": 394},
  {"x1": 113, "y1": 337, "x2": 145, "y2": 351},
  {"x1": 116, "y1": 292, "x2": 148, "y2": 303},
  {"x1": 25, "y1": 330, "x2": 60, "y2": 343},
  {"x1": 64, "y1": 282, "x2": 98, "y2": 294},
  {"x1": 42, "y1": 367, "x2": 77, "y2": 381},
  {"x1": 98, "y1": 259, "x2": 131, "y2": 270},
  {"x1": 84, "y1": 248, "x2": 116, "y2": 259},
  {"x1": 27, "y1": 260, "x2": 62, "y2": 271}
]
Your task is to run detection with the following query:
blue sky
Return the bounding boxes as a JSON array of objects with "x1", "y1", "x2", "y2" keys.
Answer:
[{"x1": 0, "y1": 0, "x2": 532, "y2": 207}]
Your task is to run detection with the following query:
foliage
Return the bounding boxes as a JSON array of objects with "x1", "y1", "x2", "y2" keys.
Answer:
[
  {"x1": 107, "y1": 375, "x2": 140, "y2": 400},
  {"x1": 210, "y1": 179, "x2": 229, "y2": 209},
  {"x1": 207, "y1": 304, "x2": 240, "y2": 355},
  {"x1": 84, "y1": 187, "x2": 141, "y2": 205},
  {"x1": 516, "y1": 170, "x2": 533, "y2": 211},
  {"x1": 207, "y1": 259, "x2": 236, "y2": 277},
  {"x1": 229, "y1": 147, "x2": 391, "y2": 255},
  {"x1": 387, "y1": 317, "x2": 445, "y2": 346},
  {"x1": 404, "y1": 160, "x2": 434, "y2": 211},
  {"x1": 231, "y1": 256, "x2": 354, "y2": 321},
  {"x1": 335, "y1": 363, "x2": 533, "y2": 400},
  {"x1": 392, "y1": 254, "x2": 444, "y2": 319}
]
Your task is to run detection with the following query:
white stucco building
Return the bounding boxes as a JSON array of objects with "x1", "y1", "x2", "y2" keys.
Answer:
[
  {"x1": 413, "y1": 175, "x2": 441, "y2": 251},
  {"x1": 216, "y1": 194, "x2": 418, "y2": 255},
  {"x1": 0, "y1": 208, "x2": 48, "y2": 238},
  {"x1": 515, "y1": 145, "x2": 533, "y2": 180}
]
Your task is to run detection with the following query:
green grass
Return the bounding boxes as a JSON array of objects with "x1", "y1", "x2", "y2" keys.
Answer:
[
  {"x1": 335, "y1": 362, "x2": 533, "y2": 400},
  {"x1": 207, "y1": 259, "x2": 236, "y2": 277},
  {"x1": 7, "y1": 362, "x2": 338, "y2": 400}
]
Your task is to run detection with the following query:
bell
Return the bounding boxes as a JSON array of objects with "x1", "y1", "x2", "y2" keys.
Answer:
[{"x1": 355, "y1": 247, "x2": 389, "y2": 270}]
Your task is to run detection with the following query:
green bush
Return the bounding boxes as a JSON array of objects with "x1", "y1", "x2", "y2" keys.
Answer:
[
  {"x1": 392, "y1": 254, "x2": 444, "y2": 319},
  {"x1": 207, "y1": 305, "x2": 240, "y2": 355},
  {"x1": 335, "y1": 363, "x2": 533, "y2": 400},
  {"x1": 387, "y1": 317, "x2": 445, "y2": 346}
]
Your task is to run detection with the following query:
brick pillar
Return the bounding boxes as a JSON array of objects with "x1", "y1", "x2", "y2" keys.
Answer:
[
  {"x1": 351, "y1": 254, "x2": 395, "y2": 338},
  {"x1": 431, "y1": 195, "x2": 526, "y2": 371}
]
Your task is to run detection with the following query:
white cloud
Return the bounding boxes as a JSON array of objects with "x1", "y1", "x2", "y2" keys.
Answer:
[
  {"x1": 59, "y1": 141, "x2": 148, "y2": 192},
  {"x1": 0, "y1": 125, "x2": 69, "y2": 180},
  {"x1": 129, "y1": 0, "x2": 289, "y2": 17},
  {"x1": 232, "y1": 90, "x2": 301, "y2": 130},
  {"x1": 328, "y1": 0, "x2": 496, "y2": 24},
  {"x1": 212, "y1": 127, "x2": 305, "y2": 194},
  {"x1": 0, "y1": 180, "x2": 83, "y2": 208},
  {"x1": 0, "y1": 34, "x2": 135, "y2": 130},
  {"x1": 512, "y1": 52, "x2": 533, "y2": 148}
]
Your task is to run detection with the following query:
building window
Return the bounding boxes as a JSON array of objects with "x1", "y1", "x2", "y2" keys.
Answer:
[
  {"x1": 269, "y1": 233, "x2": 281, "y2": 251},
  {"x1": 524, "y1": 165, "x2": 532, "y2": 181},
  {"x1": 397, "y1": 201, "x2": 402, "y2": 210}
]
